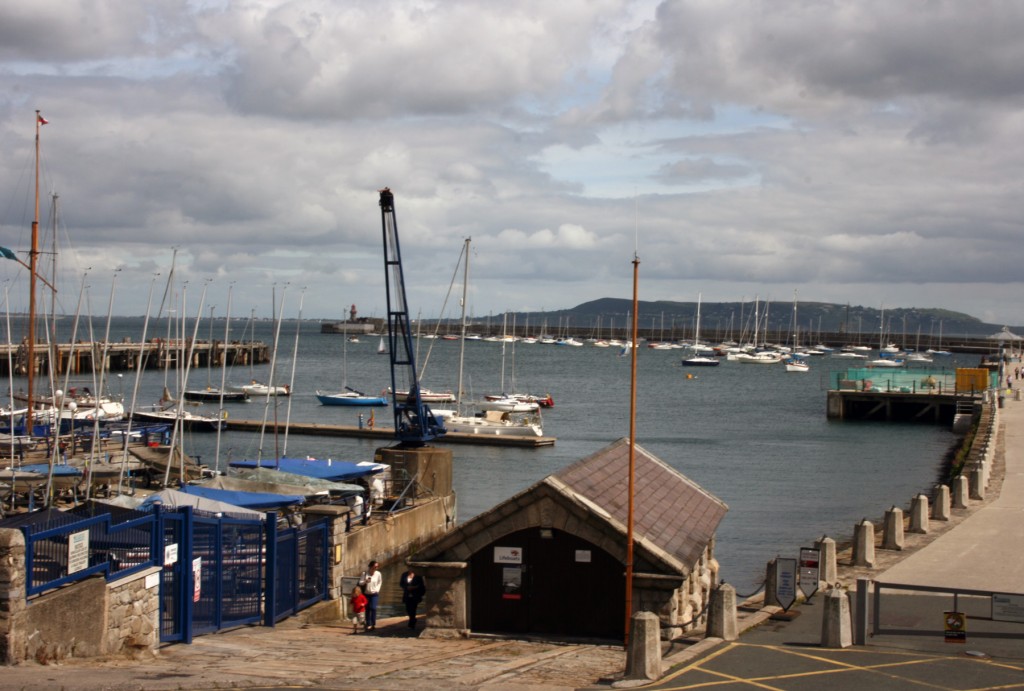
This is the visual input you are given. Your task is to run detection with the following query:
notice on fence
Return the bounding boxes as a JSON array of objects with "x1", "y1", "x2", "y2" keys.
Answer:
[
  {"x1": 993, "y1": 593, "x2": 1024, "y2": 623},
  {"x1": 944, "y1": 611, "x2": 966, "y2": 643},
  {"x1": 68, "y1": 530, "x2": 89, "y2": 574},
  {"x1": 193, "y1": 558, "x2": 202, "y2": 602},
  {"x1": 775, "y1": 558, "x2": 797, "y2": 611}
]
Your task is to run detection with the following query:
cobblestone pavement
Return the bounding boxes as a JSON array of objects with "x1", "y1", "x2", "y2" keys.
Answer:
[{"x1": 2, "y1": 615, "x2": 627, "y2": 690}]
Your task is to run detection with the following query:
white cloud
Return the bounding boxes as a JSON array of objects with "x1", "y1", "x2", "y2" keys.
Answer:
[{"x1": 0, "y1": 0, "x2": 1023, "y2": 324}]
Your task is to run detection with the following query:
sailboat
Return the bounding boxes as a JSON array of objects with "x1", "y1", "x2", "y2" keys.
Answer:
[
  {"x1": 316, "y1": 329, "x2": 387, "y2": 406},
  {"x1": 431, "y1": 239, "x2": 544, "y2": 437},
  {"x1": 183, "y1": 308, "x2": 249, "y2": 402},
  {"x1": 682, "y1": 293, "x2": 719, "y2": 367},
  {"x1": 783, "y1": 291, "x2": 810, "y2": 372},
  {"x1": 481, "y1": 313, "x2": 552, "y2": 410},
  {"x1": 377, "y1": 336, "x2": 387, "y2": 355},
  {"x1": 926, "y1": 320, "x2": 952, "y2": 356}
]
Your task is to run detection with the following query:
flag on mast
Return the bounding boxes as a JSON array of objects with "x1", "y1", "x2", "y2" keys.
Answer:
[{"x1": 37, "y1": 113, "x2": 48, "y2": 125}]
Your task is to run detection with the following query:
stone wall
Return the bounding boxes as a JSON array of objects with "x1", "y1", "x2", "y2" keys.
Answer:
[
  {"x1": 306, "y1": 494, "x2": 456, "y2": 617},
  {"x1": 104, "y1": 568, "x2": 161, "y2": 658},
  {"x1": 0, "y1": 528, "x2": 159, "y2": 664}
]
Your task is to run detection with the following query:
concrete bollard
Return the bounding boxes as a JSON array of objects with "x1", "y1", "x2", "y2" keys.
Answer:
[
  {"x1": 814, "y1": 536, "x2": 837, "y2": 585},
  {"x1": 882, "y1": 506, "x2": 904, "y2": 550},
  {"x1": 970, "y1": 464, "x2": 986, "y2": 500},
  {"x1": 852, "y1": 520, "x2": 875, "y2": 567},
  {"x1": 909, "y1": 494, "x2": 929, "y2": 533},
  {"x1": 764, "y1": 558, "x2": 779, "y2": 607},
  {"x1": 953, "y1": 475, "x2": 969, "y2": 509},
  {"x1": 624, "y1": 611, "x2": 662, "y2": 681},
  {"x1": 933, "y1": 485, "x2": 951, "y2": 521},
  {"x1": 706, "y1": 583, "x2": 738, "y2": 641},
  {"x1": 820, "y1": 585, "x2": 852, "y2": 648}
]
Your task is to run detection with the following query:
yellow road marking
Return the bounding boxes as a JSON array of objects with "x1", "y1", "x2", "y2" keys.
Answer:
[{"x1": 652, "y1": 641, "x2": 1024, "y2": 691}]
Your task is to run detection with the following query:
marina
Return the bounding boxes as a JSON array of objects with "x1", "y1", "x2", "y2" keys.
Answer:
[{"x1": 0, "y1": 316, "x2": 965, "y2": 590}]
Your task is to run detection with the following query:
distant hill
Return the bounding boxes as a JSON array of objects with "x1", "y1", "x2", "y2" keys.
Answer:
[{"x1": 493, "y1": 298, "x2": 1006, "y2": 339}]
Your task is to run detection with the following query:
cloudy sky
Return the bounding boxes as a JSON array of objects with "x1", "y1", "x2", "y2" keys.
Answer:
[{"x1": 1, "y1": 0, "x2": 1023, "y2": 325}]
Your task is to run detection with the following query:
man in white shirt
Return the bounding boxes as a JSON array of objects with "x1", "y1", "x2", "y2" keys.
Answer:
[{"x1": 359, "y1": 560, "x2": 382, "y2": 630}]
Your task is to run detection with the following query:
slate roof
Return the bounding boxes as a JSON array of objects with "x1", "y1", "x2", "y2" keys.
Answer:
[{"x1": 553, "y1": 437, "x2": 728, "y2": 571}]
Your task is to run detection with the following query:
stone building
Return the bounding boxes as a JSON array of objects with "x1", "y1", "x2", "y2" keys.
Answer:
[{"x1": 411, "y1": 438, "x2": 727, "y2": 640}]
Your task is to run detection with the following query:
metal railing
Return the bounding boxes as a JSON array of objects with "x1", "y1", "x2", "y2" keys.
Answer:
[
  {"x1": 22, "y1": 511, "x2": 156, "y2": 597},
  {"x1": 872, "y1": 581, "x2": 1024, "y2": 639}
]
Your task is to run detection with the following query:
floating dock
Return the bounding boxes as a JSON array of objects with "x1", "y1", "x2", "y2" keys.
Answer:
[
  {"x1": 826, "y1": 366, "x2": 993, "y2": 423},
  {"x1": 223, "y1": 419, "x2": 556, "y2": 447}
]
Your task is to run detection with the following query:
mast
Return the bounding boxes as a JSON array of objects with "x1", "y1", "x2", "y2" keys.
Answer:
[
  {"x1": 26, "y1": 111, "x2": 45, "y2": 433},
  {"x1": 624, "y1": 248, "x2": 640, "y2": 644},
  {"x1": 456, "y1": 238, "x2": 470, "y2": 412}
]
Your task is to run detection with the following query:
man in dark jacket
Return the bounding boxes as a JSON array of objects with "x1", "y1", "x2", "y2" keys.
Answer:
[{"x1": 399, "y1": 567, "x2": 426, "y2": 629}]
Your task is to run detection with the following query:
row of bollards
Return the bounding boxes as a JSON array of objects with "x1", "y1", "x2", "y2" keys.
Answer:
[{"x1": 624, "y1": 398, "x2": 999, "y2": 681}]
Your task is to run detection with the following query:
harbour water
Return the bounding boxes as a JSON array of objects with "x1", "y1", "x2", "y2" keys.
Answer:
[{"x1": 29, "y1": 317, "x2": 961, "y2": 591}]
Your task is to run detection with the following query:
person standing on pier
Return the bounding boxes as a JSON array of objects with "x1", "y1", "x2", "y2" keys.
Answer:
[
  {"x1": 359, "y1": 561, "x2": 382, "y2": 631},
  {"x1": 399, "y1": 567, "x2": 426, "y2": 629}
]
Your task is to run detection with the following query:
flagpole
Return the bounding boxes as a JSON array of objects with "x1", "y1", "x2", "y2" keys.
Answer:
[{"x1": 624, "y1": 248, "x2": 639, "y2": 645}]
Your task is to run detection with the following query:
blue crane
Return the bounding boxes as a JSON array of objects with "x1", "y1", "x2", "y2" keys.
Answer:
[{"x1": 378, "y1": 188, "x2": 446, "y2": 446}]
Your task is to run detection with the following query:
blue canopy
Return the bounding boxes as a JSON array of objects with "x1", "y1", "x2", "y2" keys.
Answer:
[
  {"x1": 177, "y1": 484, "x2": 305, "y2": 510},
  {"x1": 17, "y1": 464, "x2": 82, "y2": 477},
  {"x1": 228, "y1": 457, "x2": 385, "y2": 483}
]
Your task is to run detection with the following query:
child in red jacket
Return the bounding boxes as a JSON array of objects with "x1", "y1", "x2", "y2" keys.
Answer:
[{"x1": 350, "y1": 585, "x2": 368, "y2": 633}]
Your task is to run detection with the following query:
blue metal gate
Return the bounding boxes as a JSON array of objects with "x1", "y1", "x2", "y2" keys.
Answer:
[
  {"x1": 159, "y1": 508, "x2": 190, "y2": 644},
  {"x1": 191, "y1": 512, "x2": 265, "y2": 636},
  {"x1": 158, "y1": 507, "x2": 265, "y2": 643},
  {"x1": 266, "y1": 516, "x2": 329, "y2": 623}
]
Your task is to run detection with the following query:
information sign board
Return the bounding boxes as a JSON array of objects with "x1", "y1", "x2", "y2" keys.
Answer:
[
  {"x1": 798, "y1": 547, "x2": 820, "y2": 599},
  {"x1": 775, "y1": 557, "x2": 797, "y2": 611},
  {"x1": 993, "y1": 593, "x2": 1024, "y2": 623},
  {"x1": 68, "y1": 530, "x2": 89, "y2": 574}
]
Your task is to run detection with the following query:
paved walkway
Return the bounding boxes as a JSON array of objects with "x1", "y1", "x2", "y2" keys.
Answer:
[
  {"x1": 3, "y1": 392, "x2": 1023, "y2": 689},
  {"x1": 647, "y1": 390, "x2": 1024, "y2": 690}
]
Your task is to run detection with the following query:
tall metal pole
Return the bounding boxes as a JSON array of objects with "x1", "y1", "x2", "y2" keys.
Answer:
[
  {"x1": 624, "y1": 251, "x2": 639, "y2": 644},
  {"x1": 26, "y1": 111, "x2": 43, "y2": 433}
]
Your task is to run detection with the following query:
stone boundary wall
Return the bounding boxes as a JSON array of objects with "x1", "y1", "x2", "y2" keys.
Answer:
[
  {"x1": 0, "y1": 529, "x2": 160, "y2": 664},
  {"x1": 306, "y1": 494, "x2": 455, "y2": 617}
]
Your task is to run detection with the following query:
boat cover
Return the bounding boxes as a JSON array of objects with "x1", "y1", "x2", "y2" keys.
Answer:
[
  {"x1": 136, "y1": 488, "x2": 265, "y2": 518},
  {"x1": 221, "y1": 467, "x2": 363, "y2": 496},
  {"x1": 177, "y1": 484, "x2": 305, "y2": 510},
  {"x1": 228, "y1": 457, "x2": 385, "y2": 483},
  {"x1": 17, "y1": 463, "x2": 82, "y2": 477}
]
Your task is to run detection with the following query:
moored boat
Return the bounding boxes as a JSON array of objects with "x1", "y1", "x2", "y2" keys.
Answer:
[
  {"x1": 183, "y1": 386, "x2": 249, "y2": 403},
  {"x1": 315, "y1": 389, "x2": 388, "y2": 407}
]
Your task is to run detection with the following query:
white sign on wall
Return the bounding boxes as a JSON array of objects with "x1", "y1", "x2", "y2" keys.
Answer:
[{"x1": 494, "y1": 546, "x2": 523, "y2": 564}]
